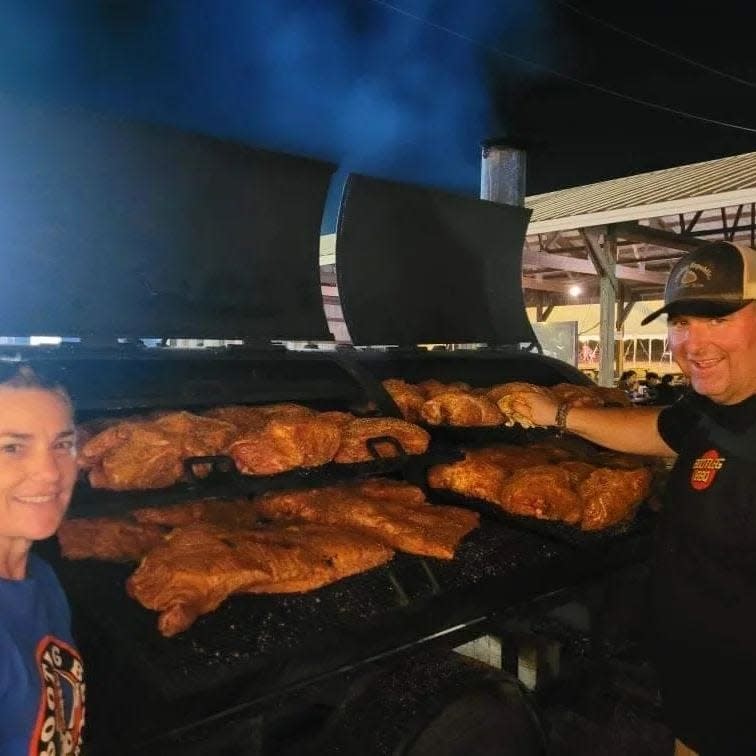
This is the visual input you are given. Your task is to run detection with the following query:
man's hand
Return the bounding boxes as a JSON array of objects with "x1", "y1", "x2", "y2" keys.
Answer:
[{"x1": 509, "y1": 391, "x2": 561, "y2": 428}]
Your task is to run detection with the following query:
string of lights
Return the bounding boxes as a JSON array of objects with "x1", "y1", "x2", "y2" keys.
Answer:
[{"x1": 365, "y1": 0, "x2": 756, "y2": 134}]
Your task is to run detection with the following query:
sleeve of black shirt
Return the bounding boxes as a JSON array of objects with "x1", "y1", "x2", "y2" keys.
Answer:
[{"x1": 657, "y1": 395, "x2": 696, "y2": 453}]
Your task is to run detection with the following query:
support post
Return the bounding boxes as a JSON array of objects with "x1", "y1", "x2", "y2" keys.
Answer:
[{"x1": 581, "y1": 227, "x2": 618, "y2": 387}]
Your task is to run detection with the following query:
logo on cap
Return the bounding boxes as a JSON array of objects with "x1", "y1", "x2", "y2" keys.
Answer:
[{"x1": 678, "y1": 262, "x2": 712, "y2": 291}]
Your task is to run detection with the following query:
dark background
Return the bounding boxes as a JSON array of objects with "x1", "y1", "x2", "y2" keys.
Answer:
[{"x1": 2, "y1": 0, "x2": 754, "y2": 231}]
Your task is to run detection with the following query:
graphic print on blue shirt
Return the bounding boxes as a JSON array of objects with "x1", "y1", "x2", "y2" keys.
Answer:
[{"x1": 32, "y1": 635, "x2": 85, "y2": 755}]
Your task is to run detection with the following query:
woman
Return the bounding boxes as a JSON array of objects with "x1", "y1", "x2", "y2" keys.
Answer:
[
  {"x1": 617, "y1": 369, "x2": 639, "y2": 395},
  {"x1": 0, "y1": 363, "x2": 85, "y2": 754}
]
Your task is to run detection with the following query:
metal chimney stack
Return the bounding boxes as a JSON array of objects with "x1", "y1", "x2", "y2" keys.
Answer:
[{"x1": 480, "y1": 140, "x2": 526, "y2": 206}]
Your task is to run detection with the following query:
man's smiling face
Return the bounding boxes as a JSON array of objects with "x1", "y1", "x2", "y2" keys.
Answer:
[{"x1": 668, "y1": 302, "x2": 756, "y2": 405}]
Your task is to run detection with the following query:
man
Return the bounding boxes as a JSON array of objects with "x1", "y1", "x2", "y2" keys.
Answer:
[
  {"x1": 643, "y1": 371, "x2": 660, "y2": 403},
  {"x1": 516, "y1": 240, "x2": 756, "y2": 755},
  {"x1": 652, "y1": 373, "x2": 681, "y2": 406}
]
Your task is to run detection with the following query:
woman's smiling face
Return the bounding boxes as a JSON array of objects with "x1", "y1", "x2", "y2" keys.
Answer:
[
  {"x1": 0, "y1": 387, "x2": 77, "y2": 548},
  {"x1": 668, "y1": 302, "x2": 756, "y2": 405}
]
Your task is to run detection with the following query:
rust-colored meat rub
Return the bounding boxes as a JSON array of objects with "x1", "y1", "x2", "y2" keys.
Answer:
[
  {"x1": 253, "y1": 480, "x2": 479, "y2": 560},
  {"x1": 57, "y1": 517, "x2": 167, "y2": 561},
  {"x1": 333, "y1": 418, "x2": 430, "y2": 463},
  {"x1": 126, "y1": 522, "x2": 393, "y2": 637}
]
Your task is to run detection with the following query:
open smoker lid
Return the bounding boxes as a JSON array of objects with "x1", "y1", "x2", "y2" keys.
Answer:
[
  {"x1": 335, "y1": 173, "x2": 535, "y2": 347},
  {"x1": 0, "y1": 96, "x2": 334, "y2": 342}
]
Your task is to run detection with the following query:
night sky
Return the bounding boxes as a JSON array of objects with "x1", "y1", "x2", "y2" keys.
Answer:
[{"x1": 1, "y1": 0, "x2": 754, "y2": 231}]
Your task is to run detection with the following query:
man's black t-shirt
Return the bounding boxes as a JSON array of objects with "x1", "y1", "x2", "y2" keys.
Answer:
[{"x1": 655, "y1": 393, "x2": 756, "y2": 754}]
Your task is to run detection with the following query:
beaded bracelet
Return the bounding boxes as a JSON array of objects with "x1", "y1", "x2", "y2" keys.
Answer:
[{"x1": 555, "y1": 401, "x2": 571, "y2": 435}]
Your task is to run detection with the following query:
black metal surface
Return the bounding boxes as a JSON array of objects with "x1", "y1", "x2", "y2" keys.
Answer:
[
  {"x1": 420, "y1": 423, "x2": 555, "y2": 447},
  {"x1": 335, "y1": 174, "x2": 534, "y2": 346},
  {"x1": 1, "y1": 345, "x2": 375, "y2": 412},
  {"x1": 0, "y1": 95, "x2": 334, "y2": 341},
  {"x1": 46, "y1": 515, "x2": 654, "y2": 750},
  {"x1": 430, "y1": 489, "x2": 658, "y2": 547},
  {"x1": 67, "y1": 445, "x2": 461, "y2": 519}
]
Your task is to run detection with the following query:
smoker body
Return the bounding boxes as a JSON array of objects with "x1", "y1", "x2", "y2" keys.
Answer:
[{"x1": 2, "y1": 100, "x2": 654, "y2": 755}]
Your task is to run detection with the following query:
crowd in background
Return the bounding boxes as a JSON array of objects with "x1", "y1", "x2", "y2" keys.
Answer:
[{"x1": 580, "y1": 368, "x2": 688, "y2": 405}]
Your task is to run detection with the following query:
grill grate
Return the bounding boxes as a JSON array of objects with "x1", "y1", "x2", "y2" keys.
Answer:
[
  {"x1": 47, "y1": 517, "x2": 653, "y2": 747},
  {"x1": 68, "y1": 445, "x2": 460, "y2": 519}
]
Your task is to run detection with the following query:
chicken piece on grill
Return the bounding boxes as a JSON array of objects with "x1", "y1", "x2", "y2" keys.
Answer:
[
  {"x1": 499, "y1": 464, "x2": 583, "y2": 524},
  {"x1": 427, "y1": 456, "x2": 509, "y2": 505},
  {"x1": 486, "y1": 383, "x2": 556, "y2": 428},
  {"x1": 382, "y1": 379, "x2": 426, "y2": 423},
  {"x1": 80, "y1": 412, "x2": 237, "y2": 490},
  {"x1": 203, "y1": 403, "x2": 316, "y2": 432},
  {"x1": 467, "y1": 445, "x2": 553, "y2": 474},
  {"x1": 579, "y1": 467, "x2": 652, "y2": 531},
  {"x1": 420, "y1": 391, "x2": 503, "y2": 427},
  {"x1": 132, "y1": 497, "x2": 259, "y2": 528},
  {"x1": 151, "y1": 411, "x2": 238, "y2": 457},
  {"x1": 57, "y1": 517, "x2": 167, "y2": 561},
  {"x1": 550, "y1": 383, "x2": 604, "y2": 408},
  {"x1": 557, "y1": 460, "x2": 598, "y2": 487},
  {"x1": 253, "y1": 482, "x2": 479, "y2": 559},
  {"x1": 351, "y1": 477, "x2": 427, "y2": 506},
  {"x1": 242, "y1": 523, "x2": 394, "y2": 594},
  {"x1": 88, "y1": 425, "x2": 184, "y2": 490},
  {"x1": 416, "y1": 379, "x2": 471, "y2": 399},
  {"x1": 317, "y1": 410, "x2": 355, "y2": 427},
  {"x1": 227, "y1": 415, "x2": 342, "y2": 475},
  {"x1": 426, "y1": 445, "x2": 560, "y2": 504},
  {"x1": 333, "y1": 418, "x2": 430, "y2": 463},
  {"x1": 127, "y1": 522, "x2": 393, "y2": 636}
]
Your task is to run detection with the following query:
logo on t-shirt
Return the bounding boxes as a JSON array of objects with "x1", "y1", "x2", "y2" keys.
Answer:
[
  {"x1": 32, "y1": 636, "x2": 85, "y2": 755},
  {"x1": 690, "y1": 448, "x2": 726, "y2": 491}
]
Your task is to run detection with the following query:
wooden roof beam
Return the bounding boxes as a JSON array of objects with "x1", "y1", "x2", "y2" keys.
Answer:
[
  {"x1": 523, "y1": 248, "x2": 667, "y2": 285},
  {"x1": 610, "y1": 221, "x2": 706, "y2": 252},
  {"x1": 521, "y1": 276, "x2": 575, "y2": 293}
]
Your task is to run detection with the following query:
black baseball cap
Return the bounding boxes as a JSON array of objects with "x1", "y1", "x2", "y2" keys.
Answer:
[{"x1": 641, "y1": 241, "x2": 756, "y2": 325}]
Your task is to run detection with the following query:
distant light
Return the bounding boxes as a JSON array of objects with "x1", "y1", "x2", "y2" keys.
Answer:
[
  {"x1": 30, "y1": 336, "x2": 62, "y2": 345},
  {"x1": 568, "y1": 285, "x2": 583, "y2": 297}
]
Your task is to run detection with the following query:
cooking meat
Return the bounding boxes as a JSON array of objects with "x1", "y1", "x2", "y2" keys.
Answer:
[
  {"x1": 333, "y1": 418, "x2": 430, "y2": 463},
  {"x1": 228, "y1": 415, "x2": 342, "y2": 475},
  {"x1": 427, "y1": 445, "x2": 559, "y2": 504},
  {"x1": 499, "y1": 465, "x2": 584, "y2": 524},
  {"x1": 203, "y1": 403, "x2": 316, "y2": 431},
  {"x1": 132, "y1": 480, "x2": 429, "y2": 528},
  {"x1": 420, "y1": 391, "x2": 503, "y2": 427},
  {"x1": 427, "y1": 455, "x2": 509, "y2": 505},
  {"x1": 416, "y1": 379, "x2": 471, "y2": 398},
  {"x1": 381, "y1": 379, "x2": 426, "y2": 422},
  {"x1": 467, "y1": 445, "x2": 553, "y2": 473},
  {"x1": 352, "y1": 477, "x2": 427, "y2": 505},
  {"x1": 80, "y1": 412, "x2": 237, "y2": 490},
  {"x1": 57, "y1": 517, "x2": 167, "y2": 561},
  {"x1": 557, "y1": 460, "x2": 597, "y2": 486},
  {"x1": 253, "y1": 482, "x2": 479, "y2": 559},
  {"x1": 487, "y1": 383, "x2": 555, "y2": 428},
  {"x1": 242, "y1": 523, "x2": 394, "y2": 594},
  {"x1": 579, "y1": 467, "x2": 652, "y2": 531},
  {"x1": 132, "y1": 497, "x2": 259, "y2": 528},
  {"x1": 126, "y1": 522, "x2": 393, "y2": 636},
  {"x1": 87, "y1": 425, "x2": 184, "y2": 490}
]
